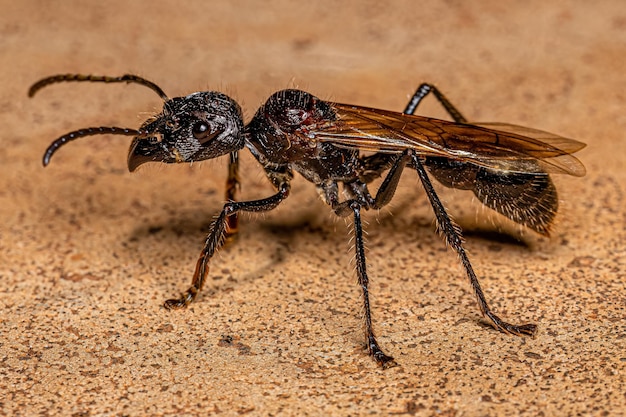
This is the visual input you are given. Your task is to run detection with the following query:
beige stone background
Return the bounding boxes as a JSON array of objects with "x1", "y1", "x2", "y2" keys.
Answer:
[{"x1": 1, "y1": 1, "x2": 625, "y2": 415}]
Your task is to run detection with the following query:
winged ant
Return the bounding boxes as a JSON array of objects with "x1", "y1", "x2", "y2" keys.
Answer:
[{"x1": 29, "y1": 74, "x2": 585, "y2": 368}]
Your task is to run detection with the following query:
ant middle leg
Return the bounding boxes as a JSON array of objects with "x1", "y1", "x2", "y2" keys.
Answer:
[
  {"x1": 329, "y1": 155, "x2": 412, "y2": 367},
  {"x1": 350, "y1": 200, "x2": 397, "y2": 368}
]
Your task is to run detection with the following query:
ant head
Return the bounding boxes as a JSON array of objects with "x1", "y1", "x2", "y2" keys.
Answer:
[
  {"x1": 128, "y1": 92, "x2": 245, "y2": 171},
  {"x1": 30, "y1": 74, "x2": 245, "y2": 170}
]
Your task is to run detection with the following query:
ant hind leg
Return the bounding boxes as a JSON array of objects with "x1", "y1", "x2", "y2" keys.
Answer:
[
  {"x1": 409, "y1": 152, "x2": 537, "y2": 336},
  {"x1": 404, "y1": 83, "x2": 468, "y2": 123}
]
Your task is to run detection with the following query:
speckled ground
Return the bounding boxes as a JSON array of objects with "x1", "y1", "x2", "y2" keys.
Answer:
[{"x1": 1, "y1": 1, "x2": 625, "y2": 416}]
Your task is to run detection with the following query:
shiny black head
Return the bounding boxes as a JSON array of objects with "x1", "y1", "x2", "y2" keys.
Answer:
[
  {"x1": 128, "y1": 92, "x2": 245, "y2": 171},
  {"x1": 29, "y1": 74, "x2": 245, "y2": 170}
]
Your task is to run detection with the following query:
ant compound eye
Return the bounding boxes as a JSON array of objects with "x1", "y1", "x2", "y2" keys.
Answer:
[
  {"x1": 191, "y1": 120, "x2": 221, "y2": 145},
  {"x1": 192, "y1": 121, "x2": 216, "y2": 142}
]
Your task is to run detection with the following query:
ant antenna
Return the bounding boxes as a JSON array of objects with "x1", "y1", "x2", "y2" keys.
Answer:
[
  {"x1": 29, "y1": 74, "x2": 166, "y2": 166},
  {"x1": 42, "y1": 127, "x2": 141, "y2": 166},
  {"x1": 28, "y1": 74, "x2": 169, "y2": 101}
]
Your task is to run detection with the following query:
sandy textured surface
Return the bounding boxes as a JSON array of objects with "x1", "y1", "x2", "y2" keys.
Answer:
[{"x1": 1, "y1": 1, "x2": 625, "y2": 416}]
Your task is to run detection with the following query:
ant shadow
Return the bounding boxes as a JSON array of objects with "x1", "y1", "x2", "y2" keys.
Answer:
[
  {"x1": 123, "y1": 192, "x2": 536, "y2": 305},
  {"x1": 125, "y1": 204, "x2": 336, "y2": 299},
  {"x1": 373, "y1": 191, "x2": 534, "y2": 249}
]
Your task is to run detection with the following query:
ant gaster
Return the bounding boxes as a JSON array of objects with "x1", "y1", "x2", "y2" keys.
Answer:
[{"x1": 29, "y1": 74, "x2": 585, "y2": 368}]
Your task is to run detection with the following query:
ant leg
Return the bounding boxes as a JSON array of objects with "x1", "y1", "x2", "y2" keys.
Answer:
[
  {"x1": 404, "y1": 83, "x2": 468, "y2": 123},
  {"x1": 372, "y1": 152, "x2": 411, "y2": 209},
  {"x1": 359, "y1": 153, "x2": 396, "y2": 184},
  {"x1": 333, "y1": 152, "x2": 409, "y2": 216},
  {"x1": 224, "y1": 151, "x2": 240, "y2": 242},
  {"x1": 360, "y1": 84, "x2": 465, "y2": 184},
  {"x1": 409, "y1": 152, "x2": 537, "y2": 336},
  {"x1": 164, "y1": 182, "x2": 291, "y2": 309},
  {"x1": 350, "y1": 201, "x2": 397, "y2": 368}
]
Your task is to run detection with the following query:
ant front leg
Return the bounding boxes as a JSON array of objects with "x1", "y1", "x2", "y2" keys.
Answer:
[
  {"x1": 404, "y1": 83, "x2": 468, "y2": 122},
  {"x1": 224, "y1": 151, "x2": 240, "y2": 242},
  {"x1": 409, "y1": 152, "x2": 537, "y2": 336},
  {"x1": 164, "y1": 182, "x2": 291, "y2": 309}
]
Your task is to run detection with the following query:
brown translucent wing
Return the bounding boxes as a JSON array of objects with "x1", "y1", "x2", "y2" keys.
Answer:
[{"x1": 310, "y1": 103, "x2": 586, "y2": 177}]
